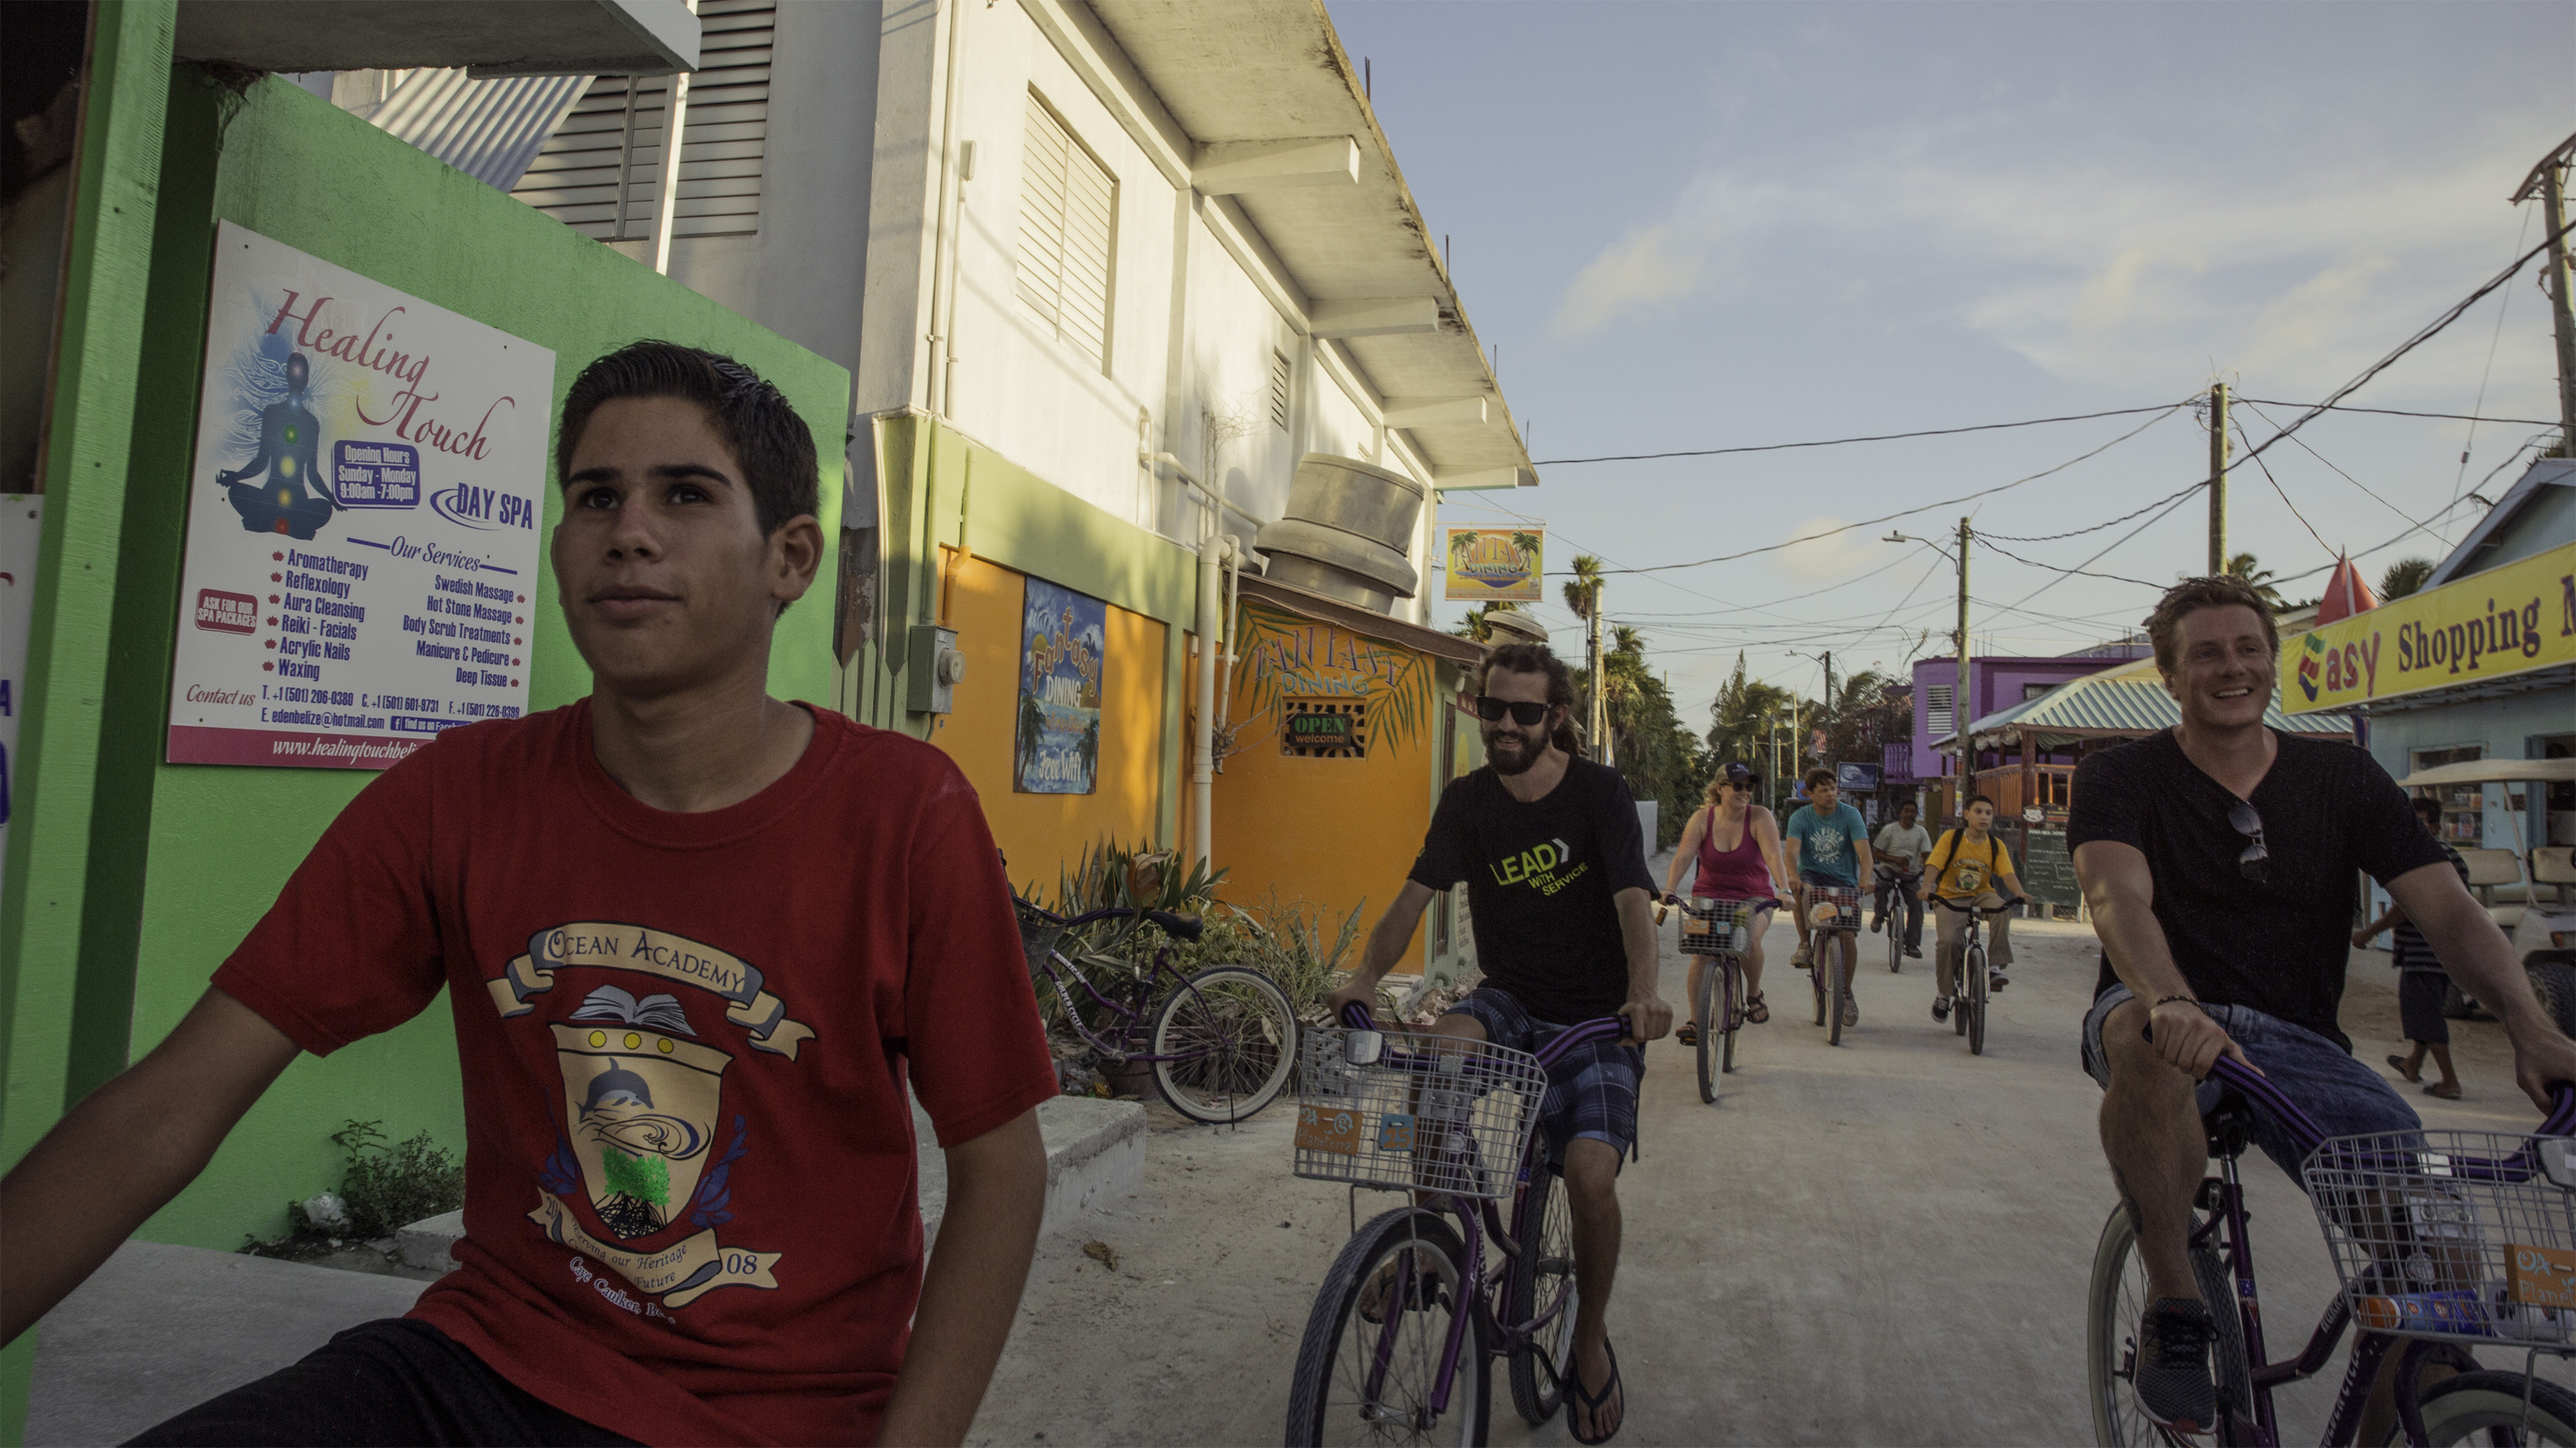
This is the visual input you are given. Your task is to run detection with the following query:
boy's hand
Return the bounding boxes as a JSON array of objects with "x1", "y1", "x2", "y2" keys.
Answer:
[{"x1": 1321, "y1": 979, "x2": 1378, "y2": 1026}]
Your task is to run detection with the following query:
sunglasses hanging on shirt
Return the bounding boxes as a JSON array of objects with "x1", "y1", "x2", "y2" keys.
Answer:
[{"x1": 2229, "y1": 798, "x2": 2269, "y2": 883}]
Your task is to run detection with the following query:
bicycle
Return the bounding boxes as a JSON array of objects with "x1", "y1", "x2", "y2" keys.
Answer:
[
  {"x1": 1803, "y1": 883, "x2": 1862, "y2": 1046},
  {"x1": 1284, "y1": 1003, "x2": 1630, "y2": 1445},
  {"x1": 1671, "y1": 895, "x2": 1759, "y2": 1104},
  {"x1": 2088, "y1": 1048, "x2": 2576, "y2": 1446},
  {"x1": 1929, "y1": 894, "x2": 2021, "y2": 1058},
  {"x1": 1872, "y1": 864, "x2": 1923, "y2": 974},
  {"x1": 1014, "y1": 896, "x2": 1297, "y2": 1124}
]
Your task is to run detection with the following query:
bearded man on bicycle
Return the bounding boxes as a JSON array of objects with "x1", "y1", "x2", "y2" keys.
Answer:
[
  {"x1": 2071, "y1": 575, "x2": 2576, "y2": 1439},
  {"x1": 1328, "y1": 642, "x2": 1670, "y2": 1445}
]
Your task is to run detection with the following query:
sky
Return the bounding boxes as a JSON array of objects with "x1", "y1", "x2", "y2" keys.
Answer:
[{"x1": 1327, "y1": 0, "x2": 2574, "y2": 719}]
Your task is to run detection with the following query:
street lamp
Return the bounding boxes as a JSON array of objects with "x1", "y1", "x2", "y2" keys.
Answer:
[{"x1": 1890, "y1": 522, "x2": 1973, "y2": 825}]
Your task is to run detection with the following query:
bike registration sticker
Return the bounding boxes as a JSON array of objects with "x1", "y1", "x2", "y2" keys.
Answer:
[
  {"x1": 1376, "y1": 1113, "x2": 1416, "y2": 1153},
  {"x1": 1296, "y1": 1104, "x2": 1361, "y2": 1156},
  {"x1": 2510, "y1": 1242, "x2": 2576, "y2": 1307}
]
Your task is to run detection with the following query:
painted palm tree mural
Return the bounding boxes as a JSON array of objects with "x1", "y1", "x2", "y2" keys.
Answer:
[{"x1": 1232, "y1": 603, "x2": 1437, "y2": 757}]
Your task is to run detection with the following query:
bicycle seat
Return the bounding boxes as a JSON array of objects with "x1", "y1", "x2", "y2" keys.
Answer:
[
  {"x1": 2203, "y1": 1093, "x2": 2255, "y2": 1161},
  {"x1": 1143, "y1": 910, "x2": 1203, "y2": 943}
]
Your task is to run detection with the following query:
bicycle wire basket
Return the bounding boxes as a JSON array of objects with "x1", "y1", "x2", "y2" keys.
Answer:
[
  {"x1": 1013, "y1": 896, "x2": 1069, "y2": 978},
  {"x1": 1805, "y1": 882, "x2": 1862, "y2": 932},
  {"x1": 2303, "y1": 1129, "x2": 2576, "y2": 1347},
  {"x1": 1677, "y1": 897, "x2": 1756, "y2": 958},
  {"x1": 1291, "y1": 1026, "x2": 1549, "y2": 1202}
]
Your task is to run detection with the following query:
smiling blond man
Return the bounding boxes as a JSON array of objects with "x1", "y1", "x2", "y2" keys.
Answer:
[
  {"x1": 1, "y1": 342, "x2": 1055, "y2": 1446},
  {"x1": 2071, "y1": 575, "x2": 2576, "y2": 1438}
]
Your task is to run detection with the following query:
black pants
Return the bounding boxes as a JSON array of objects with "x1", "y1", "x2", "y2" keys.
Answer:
[
  {"x1": 128, "y1": 1318, "x2": 633, "y2": 1447},
  {"x1": 2398, "y1": 971, "x2": 2452, "y2": 1046},
  {"x1": 1872, "y1": 879, "x2": 1924, "y2": 949}
]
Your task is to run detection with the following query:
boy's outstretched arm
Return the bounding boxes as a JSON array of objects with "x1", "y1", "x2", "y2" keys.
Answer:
[
  {"x1": 874, "y1": 1105, "x2": 1048, "y2": 1446},
  {"x1": 3, "y1": 987, "x2": 300, "y2": 1343}
]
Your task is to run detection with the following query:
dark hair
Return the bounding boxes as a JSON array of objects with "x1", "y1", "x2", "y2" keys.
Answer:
[
  {"x1": 2145, "y1": 575, "x2": 2279, "y2": 677},
  {"x1": 2411, "y1": 796, "x2": 2444, "y2": 826},
  {"x1": 1804, "y1": 765, "x2": 1836, "y2": 789},
  {"x1": 556, "y1": 340, "x2": 818, "y2": 537},
  {"x1": 1967, "y1": 793, "x2": 1996, "y2": 811},
  {"x1": 1478, "y1": 643, "x2": 1581, "y2": 756}
]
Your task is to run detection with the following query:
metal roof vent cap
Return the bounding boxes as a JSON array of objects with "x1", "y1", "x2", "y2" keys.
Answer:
[{"x1": 1252, "y1": 454, "x2": 1426, "y2": 614}]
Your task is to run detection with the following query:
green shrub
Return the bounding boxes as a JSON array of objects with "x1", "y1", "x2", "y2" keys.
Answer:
[{"x1": 306, "y1": 1120, "x2": 465, "y2": 1240}]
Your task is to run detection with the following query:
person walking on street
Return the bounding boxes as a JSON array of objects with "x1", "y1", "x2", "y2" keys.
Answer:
[
  {"x1": 1328, "y1": 641, "x2": 1669, "y2": 1445},
  {"x1": 2069, "y1": 575, "x2": 2576, "y2": 1440},
  {"x1": 1871, "y1": 798, "x2": 1931, "y2": 958},
  {"x1": 1922, "y1": 794, "x2": 2025, "y2": 1023},
  {"x1": 1662, "y1": 763, "x2": 1793, "y2": 1040},
  {"x1": 2353, "y1": 796, "x2": 2476, "y2": 1099},
  {"x1": 1783, "y1": 767, "x2": 1875, "y2": 1027}
]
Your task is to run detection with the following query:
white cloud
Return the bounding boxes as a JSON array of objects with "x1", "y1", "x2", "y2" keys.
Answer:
[
  {"x1": 1548, "y1": 222, "x2": 1709, "y2": 338},
  {"x1": 1776, "y1": 516, "x2": 1888, "y2": 581}
]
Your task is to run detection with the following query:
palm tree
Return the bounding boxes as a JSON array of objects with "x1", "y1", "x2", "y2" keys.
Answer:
[
  {"x1": 1510, "y1": 530, "x2": 1544, "y2": 577},
  {"x1": 1560, "y1": 553, "x2": 1604, "y2": 621},
  {"x1": 2379, "y1": 557, "x2": 2435, "y2": 601},
  {"x1": 2222, "y1": 552, "x2": 2284, "y2": 610}
]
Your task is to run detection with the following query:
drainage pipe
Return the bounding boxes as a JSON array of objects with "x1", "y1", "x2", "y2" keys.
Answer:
[{"x1": 1193, "y1": 532, "x2": 1242, "y2": 875}]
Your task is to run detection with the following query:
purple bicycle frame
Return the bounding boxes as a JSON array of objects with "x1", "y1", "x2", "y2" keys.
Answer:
[
  {"x1": 2185, "y1": 1053, "x2": 2576, "y2": 1446},
  {"x1": 1340, "y1": 1002, "x2": 1629, "y2": 1418}
]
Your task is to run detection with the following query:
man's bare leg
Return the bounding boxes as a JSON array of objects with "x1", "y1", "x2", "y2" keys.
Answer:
[
  {"x1": 2098, "y1": 996, "x2": 2206, "y2": 1300},
  {"x1": 1685, "y1": 957, "x2": 1709, "y2": 1032},
  {"x1": 1837, "y1": 930, "x2": 1858, "y2": 1016},
  {"x1": 1563, "y1": 1136, "x2": 1624, "y2": 1439}
]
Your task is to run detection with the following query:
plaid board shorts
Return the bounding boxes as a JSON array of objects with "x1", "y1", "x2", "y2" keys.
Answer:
[{"x1": 1442, "y1": 985, "x2": 1643, "y2": 1163}]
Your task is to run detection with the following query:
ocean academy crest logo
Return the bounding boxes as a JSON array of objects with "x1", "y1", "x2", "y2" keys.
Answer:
[{"x1": 489, "y1": 922, "x2": 814, "y2": 1311}]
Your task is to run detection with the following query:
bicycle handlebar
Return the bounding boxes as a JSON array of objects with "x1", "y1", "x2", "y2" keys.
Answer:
[
  {"x1": 1929, "y1": 894, "x2": 2024, "y2": 915},
  {"x1": 1336, "y1": 1001, "x2": 1636, "y2": 1068},
  {"x1": 2159, "y1": 1034, "x2": 2576, "y2": 1160}
]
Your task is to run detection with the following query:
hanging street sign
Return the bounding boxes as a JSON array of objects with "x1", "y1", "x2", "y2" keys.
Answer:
[{"x1": 1443, "y1": 527, "x2": 1543, "y2": 602}]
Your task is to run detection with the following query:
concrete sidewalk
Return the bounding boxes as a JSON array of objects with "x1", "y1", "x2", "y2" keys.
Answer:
[{"x1": 25, "y1": 1094, "x2": 1143, "y2": 1444}]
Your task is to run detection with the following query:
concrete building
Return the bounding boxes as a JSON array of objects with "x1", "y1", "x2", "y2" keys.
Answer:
[{"x1": 1906, "y1": 643, "x2": 2149, "y2": 817}]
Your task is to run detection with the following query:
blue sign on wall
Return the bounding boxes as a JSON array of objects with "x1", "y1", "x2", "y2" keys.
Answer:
[{"x1": 1837, "y1": 762, "x2": 1882, "y2": 792}]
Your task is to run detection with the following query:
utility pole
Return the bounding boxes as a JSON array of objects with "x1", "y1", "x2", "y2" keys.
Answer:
[
  {"x1": 2207, "y1": 381, "x2": 2231, "y2": 576},
  {"x1": 1820, "y1": 650, "x2": 1834, "y2": 778},
  {"x1": 1588, "y1": 601, "x2": 1607, "y2": 763},
  {"x1": 1956, "y1": 517, "x2": 1973, "y2": 828},
  {"x1": 2513, "y1": 135, "x2": 2576, "y2": 457}
]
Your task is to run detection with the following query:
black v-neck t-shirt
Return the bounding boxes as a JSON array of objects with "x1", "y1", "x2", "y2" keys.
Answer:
[
  {"x1": 2067, "y1": 728, "x2": 2447, "y2": 1051},
  {"x1": 1410, "y1": 758, "x2": 1656, "y2": 1023}
]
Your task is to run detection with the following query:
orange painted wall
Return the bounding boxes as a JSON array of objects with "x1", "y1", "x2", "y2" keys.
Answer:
[
  {"x1": 930, "y1": 550, "x2": 1170, "y2": 889},
  {"x1": 1206, "y1": 610, "x2": 1445, "y2": 970}
]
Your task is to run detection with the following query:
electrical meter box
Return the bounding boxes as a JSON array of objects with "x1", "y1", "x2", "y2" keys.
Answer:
[{"x1": 906, "y1": 625, "x2": 965, "y2": 714}]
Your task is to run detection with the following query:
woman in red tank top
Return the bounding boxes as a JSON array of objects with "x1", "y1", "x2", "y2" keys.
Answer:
[{"x1": 1660, "y1": 763, "x2": 1793, "y2": 1037}]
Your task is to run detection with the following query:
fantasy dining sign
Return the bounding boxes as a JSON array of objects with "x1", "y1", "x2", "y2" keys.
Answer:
[
  {"x1": 2277, "y1": 540, "x2": 2576, "y2": 715},
  {"x1": 166, "y1": 224, "x2": 553, "y2": 768}
]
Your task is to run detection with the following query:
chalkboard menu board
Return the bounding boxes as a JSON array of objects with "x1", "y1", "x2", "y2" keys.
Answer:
[{"x1": 2021, "y1": 828, "x2": 2081, "y2": 910}]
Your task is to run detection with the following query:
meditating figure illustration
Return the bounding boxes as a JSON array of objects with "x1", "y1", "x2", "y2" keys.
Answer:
[{"x1": 218, "y1": 351, "x2": 336, "y2": 539}]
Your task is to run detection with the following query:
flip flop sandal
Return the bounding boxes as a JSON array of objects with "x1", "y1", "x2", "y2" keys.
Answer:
[
  {"x1": 1676, "y1": 1023, "x2": 1700, "y2": 1046},
  {"x1": 1744, "y1": 993, "x2": 1770, "y2": 1024},
  {"x1": 1567, "y1": 1339, "x2": 1625, "y2": 1445},
  {"x1": 2387, "y1": 1054, "x2": 2423, "y2": 1083},
  {"x1": 2426, "y1": 1081, "x2": 2463, "y2": 1099},
  {"x1": 1356, "y1": 1249, "x2": 1439, "y2": 1325}
]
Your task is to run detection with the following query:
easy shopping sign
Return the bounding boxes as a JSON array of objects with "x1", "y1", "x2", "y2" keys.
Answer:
[{"x1": 2277, "y1": 540, "x2": 2576, "y2": 715}]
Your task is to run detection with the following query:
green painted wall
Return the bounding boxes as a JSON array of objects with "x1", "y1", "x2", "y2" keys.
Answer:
[{"x1": 12, "y1": 68, "x2": 849, "y2": 1264}]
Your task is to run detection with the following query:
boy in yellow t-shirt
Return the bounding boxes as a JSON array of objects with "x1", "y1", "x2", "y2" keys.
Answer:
[{"x1": 1917, "y1": 794, "x2": 2025, "y2": 1023}]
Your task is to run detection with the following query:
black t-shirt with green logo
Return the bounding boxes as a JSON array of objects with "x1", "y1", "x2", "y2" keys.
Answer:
[{"x1": 1409, "y1": 758, "x2": 1656, "y2": 1023}]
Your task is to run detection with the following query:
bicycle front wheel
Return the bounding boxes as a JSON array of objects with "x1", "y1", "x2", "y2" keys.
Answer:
[
  {"x1": 2395, "y1": 1370, "x2": 2576, "y2": 1445},
  {"x1": 1506, "y1": 1166, "x2": 1577, "y2": 1425},
  {"x1": 1888, "y1": 912, "x2": 1903, "y2": 973},
  {"x1": 1720, "y1": 956, "x2": 1740, "y2": 1075},
  {"x1": 1694, "y1": 960, "x2": 1719, "y2": 1104},
  {"x1": 1287, "y1": 1208, "x2": 1490, "y2": 1448},
  {"x1": 1967, "y1": 943, "x2": 1988, "y2": 1057},
  {"x1": 2088, "y1": 1205, "x2": 2252, "y2": 1445},
  {"x1": 1826, "y1": 949, "x2": 1847, "y2": 1046},
  {"x1": 1150, "y1": 965, "x2": 1296, "y2": 1124}
]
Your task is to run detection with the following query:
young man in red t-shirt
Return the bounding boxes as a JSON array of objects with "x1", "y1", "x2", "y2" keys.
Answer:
[{"x1": 0, "y1": 342, "x2": 1059, "y2": 1446}]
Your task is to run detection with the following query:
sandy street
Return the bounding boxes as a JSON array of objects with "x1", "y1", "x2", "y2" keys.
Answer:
[{"x1": 966, "y1": 868, "x2": 2566, "y2": 1446}]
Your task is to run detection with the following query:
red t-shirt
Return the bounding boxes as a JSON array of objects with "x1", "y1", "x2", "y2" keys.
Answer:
[{"x1": 213, "y1": 700, "x2": 1058, "y2": 1446}]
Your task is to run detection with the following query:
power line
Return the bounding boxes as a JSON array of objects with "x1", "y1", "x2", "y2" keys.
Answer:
[
  {"x1": 2229, "y1": 413, "x2": 2337, "y2": 559},
  {"x1": 2238, "y1": 400, "x2": 2557, "y2": 428},
  {"x1": 2234, "y1": 397, "x2": 2452, "y2": 552},
  {"x1": 1527, "y1": 403, "x2": 2185, "y2": 467},
  {"x1": 1567, "y1": 403, "x2": 2190, "y2": 578},
  {"x1": 1973, "y1": 537, "x2": 2167, "y2": 590},
  {"x1": 2000, "y1": 485, "x2": 2202, "y2": 612},
  {"x1": 2446, "y1": 202, "x2": 2534, "y2": 542},
  {"x1": 1977, "y1": 483, "x2": 2204, "y2": 543}
]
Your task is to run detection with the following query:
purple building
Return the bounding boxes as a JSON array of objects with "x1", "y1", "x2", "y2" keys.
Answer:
[{"x1": 1907, "y1": 646, "x2": 2151, "y2": 788}]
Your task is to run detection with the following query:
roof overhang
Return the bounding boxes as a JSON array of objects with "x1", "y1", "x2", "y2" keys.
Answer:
[
  {"x1": 1076, "y1": 1, "x2": 1536, "y2": 489},
  {"x1": 174, "y1": 0, "x2": 699, "y2": 76},
  {"x1": 1236, "y1": 575, "x2": 1484, "y2": 666}
]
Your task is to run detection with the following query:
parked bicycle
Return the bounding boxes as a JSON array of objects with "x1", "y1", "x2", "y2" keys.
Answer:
[
  {"x1": 1872, "y1": 864, "x2": 1923, "y2": 974},
  {"x1": 1283, "y1": 1003, "x2": 1628, "y2": 1445},
  {"x1": 2089, "y1": 1050, "x2": 2576, "y2": 1446},
  {"x1": 1671, "y1": 895, "x2": 1759, "y2": 1103},
  {"x1": 1930, "y1": 894, "x2": 2021, "y2": 1057},
  {"x1": 1014, "y1": 896, "x2": 1296, "y2": 1124},
  {"x1": 1804, "y1": 883, "x2": 1862, "y2": 1046}
]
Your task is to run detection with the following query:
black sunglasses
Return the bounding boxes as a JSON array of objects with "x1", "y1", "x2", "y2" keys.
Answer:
[
  {"x1": 2228, "y1": 798, "x2": 2269, "y2": 883},
  {"x1": 1474, "y1": 696, "x2": 1550, "y2": 727}
]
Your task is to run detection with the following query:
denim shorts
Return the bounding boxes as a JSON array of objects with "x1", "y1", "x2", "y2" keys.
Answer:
[
  {"x1": 1443, "y1": 985, "x2": 1643, "y2": 1163},
  {"x1": 2081, "y1": 983, "x2": 2420, "y2": 1183}
]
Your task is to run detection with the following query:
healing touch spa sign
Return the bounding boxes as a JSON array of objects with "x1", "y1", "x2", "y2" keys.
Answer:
[{"x1": 168, "y1": 223, "x2": 554, "y2": 769}]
